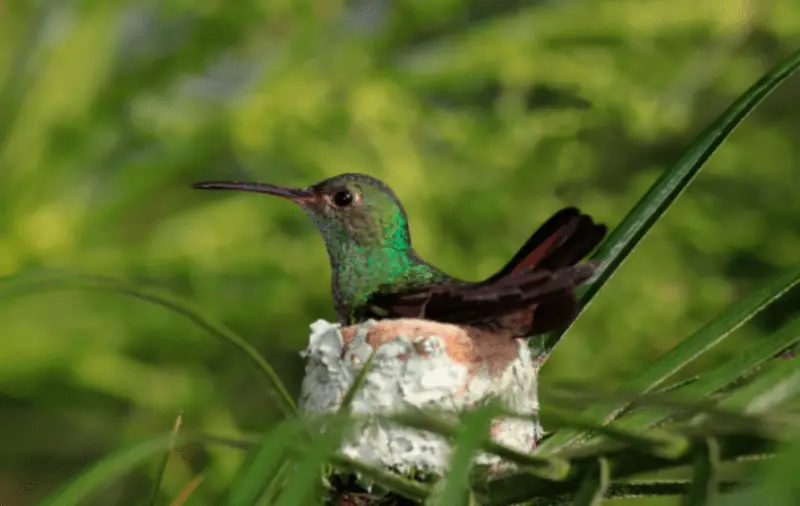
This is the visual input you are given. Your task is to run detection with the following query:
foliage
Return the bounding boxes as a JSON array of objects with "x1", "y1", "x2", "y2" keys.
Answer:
[{"x1": 1, "y1": 0, "x2": 799, "y2": 505}]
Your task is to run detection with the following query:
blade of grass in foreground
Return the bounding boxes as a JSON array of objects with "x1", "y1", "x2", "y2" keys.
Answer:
[
  {"x1": 171, "y1": 475, "x2": 205, "y2": 506},
  {"x1": 146, "y1": 412, "x2": 183, "y2": 506},
  {"x1": 339, "y1": 334, "x2": 378, "y2": 414},
  {"x1": 683, "y1": 438, "x2": 721, "y2": 506},
  {"x1": 715, "y1": 353, "x2": 800, "y2": 415},
  {"x1": 39, "y1": 434, "x2": 174, "y2": 506},
  {"x1": 225, "y1": 420, "x2": 305, "y2": 506},
  {"x1": 543, "y1": 48, "x2": 800, "y2": 355},
  {"x1": 484, "y1": 431, "x2": 773, "y2": 505},
  {"x1": 573, "y1": 457, "x2": 610, "y2": 506},
  {"x1": 39, "y1": 433, "x2": 262, "y2": 506},
  {"x1": 537, "y1": 266, "x2": 800, "y2": 453},
  {"x1": 332, "y1": 455, "x2": 431, "y2": 502},
  {"x1": 712, "y1": 432, "x2": 800, "y2": 506},
  {"x1": 0, "y1": 268, "x2": 297, "y2": 418},
  {"x1": 272, "y1": 416, "x2": 350, "y2": 506},
  {"x1": 544, "y1": 409, "x2": 689, "y2": 459},
  {"x1": 391, "y1": 410, "x2": 570, "y2": 481},
  {"x1": 430, "y1": 403, "x2": 500, "y2": 506},
  {"x1": 612, "y1": 316, "x2": 800, "y2": 432}
]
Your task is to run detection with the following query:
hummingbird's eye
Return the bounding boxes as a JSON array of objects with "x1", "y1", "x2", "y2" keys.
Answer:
[{"x1": 332, "y1": 190, "x2": 354, "y2": 207}]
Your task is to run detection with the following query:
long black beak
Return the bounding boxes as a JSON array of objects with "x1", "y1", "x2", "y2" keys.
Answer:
[{"x1": 191, "y1": 181, "x2": 317, "y2": 206}]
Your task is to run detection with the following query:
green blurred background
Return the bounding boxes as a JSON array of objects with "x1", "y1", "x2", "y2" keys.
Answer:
[{"x1": 1, "y1": 0, "x2": 798, "y2": 504}]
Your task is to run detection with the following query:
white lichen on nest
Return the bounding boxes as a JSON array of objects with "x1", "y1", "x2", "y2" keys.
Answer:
[{"x1": 299, "y1": 318, "x2": 543, "y2": 475}]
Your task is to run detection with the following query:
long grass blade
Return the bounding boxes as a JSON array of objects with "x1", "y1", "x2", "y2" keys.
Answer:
[
  {"x1": 490, "y1": 480, "x2": 742, "y2": 506},
  {"x1": 332, "y1": 455, "x2": 432, "y2": 502},
  {"x1": 431, "y1": 403, "x2": 500, "y2": 506},
  {"x1": 716, "y1": 354, "x2": 800, "y2": 415},
  {"x1": 260, "y1": 461, "x2": 293, "y2": 505},
  {"x1": 484, "y1": 431, "x2": 772, "y2": 506},
  {"x1": 390, "y1": 410, "x2": 570, "y2": 481},
  {"x1": 613, "y1": 316, "x2": 800, "y2": 432},
  {"x1": 225, "y1": 420, "x2": 304, "y2": 506},
  {"x1": 543, "y1": 48, "x2": 800, "y2": 355},
  {"x1": 655, "y1": 375, "x2": 701, "y2": 395},
  {"x1": 573, "y1": 457, "x2": 609, "y2": 506},
  {"x1": 0, "y1": 268, "x2": 297, "y2": 417},
  {"x1": 339, "y1": 325, "x2": 378, "y2": 414},
  {"x1": 538, "y1": 267, "x2": 800, "y2": 453},
  {"x1": 35, "y1": 429, "x2": 291, "y2": 506},
  {"x1": 682, "y1": 437, "x2": 721, "y2": 506},
  {"x1": 196, "y1": 428, "x2": 450, "y2": 504},
  {"x1": 543, "y1": 385, "x2": 789, "y2": 432},
  {"x1": 146, "y1": 411, "x2": 183, "y2": 506},
  {"x1": 545, "y1": 409, "x2": 689, "y2": 459},
  {"x1": 710, "y1": 434, "x2": 800, "y2": 506},
  {"x1": 40, "y1": 434, "x2": 175, "y2": 506},
  {"x1": 272, "y1": 415, "x2": 349, "y2": 506},
  {"x1": 38, "y1": 432, "x2": 270, "y2": 506},
  {"x1": 170, "y1": 475, "x2": 205, "y2": 506}
]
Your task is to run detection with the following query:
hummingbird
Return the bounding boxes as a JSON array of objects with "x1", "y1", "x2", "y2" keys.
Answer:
[{"x1": 191, "y1": 173, "x2": 606, "y2": 339}]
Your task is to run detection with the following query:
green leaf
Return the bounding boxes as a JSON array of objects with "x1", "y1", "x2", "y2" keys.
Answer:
[
  {"x1": 573, "y1": 457, "x2": 610, "y2": 506},
  {"x1": 37, "y1": 432, "x2": 265, "y2": 506},
  {"x1": 655, "y1": 375, "x2": 701, "y2": 395},
  {"x1": 391, "y1": 410, "x2": 570, "y2": 481},
  {"x1": 260, "y1": 461, "x2": 294, "y2": 505},
  {"x1": 546, "y1": 409, "x2": 689, "y2": 459},
  {"x1": 272, "y1": 415, "x2": 349, "y2": 506},
  {"x1": 682, "y1": 437, "x2": 721, "y2": 506},
  {"x1": 543, "y1": 48, "x2": 800, "y2": 354},
  {"x1": 538, "y1": 267, "x2": 800, "y2": 454},
  {"x1": 544, "y1": 389, "x2": 779, "y2": 440},
  {"x1": 610, "y1": 480, "x2": 739, "y2": 500},
  {"x1": 332, "y1": 455, "x2": 431, "y2": 502},
  {"x1": 225, "y1": 420, "x2": 304, "y2": 506},
  {"x1": 339, "y1": 322, "x2": 378, "y2": 414},
  {"x1": 716, "y1": 354, "x2": 800, "y2": 415},
  {"x1": 614, "y1": 316, "x2": 800, "y2": 432},
  {"x1": 431, "y1": 403, "x2": 500, "y2": 506},
  {"x1": 712, "y1": 432, "x2": 800, "y2": 506},
  {"x1": 484, "y1": 432, "x2": 771, "y2": 505},
  {"x1": 0, "y1": 269, "x2": 297, "y2": 418},
  {"x1": 146, "y1": 412, "x2": 183, "y2": 506},
  {"x1": 39, "y1": 435, "x2": 174, "y2": 506}
]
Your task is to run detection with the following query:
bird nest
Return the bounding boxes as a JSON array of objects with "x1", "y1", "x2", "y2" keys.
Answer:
[{"x1": 299, "y1": 319, "x2": 544, "y2": 475}]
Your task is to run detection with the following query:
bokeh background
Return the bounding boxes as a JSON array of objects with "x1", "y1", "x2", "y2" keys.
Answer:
[{"x1": 1, "y1": 0, "x2": 799, "y2": 504}]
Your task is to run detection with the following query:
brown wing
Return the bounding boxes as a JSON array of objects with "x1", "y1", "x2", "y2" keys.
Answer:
[
  {"x1": 483, "y1": 208, "x2": 606, "y2": 335},
  {"x1": 364, "y1": 262, "x2": 599, "y2": 326}
]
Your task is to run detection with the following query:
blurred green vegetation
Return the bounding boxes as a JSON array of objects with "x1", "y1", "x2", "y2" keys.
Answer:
[{"x1": 0, "y1": 0, "x2": 798, "y2": 504}]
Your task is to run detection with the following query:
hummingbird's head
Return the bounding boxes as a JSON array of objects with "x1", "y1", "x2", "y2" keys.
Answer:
[{"x1": 192, "y1": 173, "x2": 413, "y2": 254}]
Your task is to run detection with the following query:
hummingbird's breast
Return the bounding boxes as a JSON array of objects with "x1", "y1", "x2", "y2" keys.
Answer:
[{"x1": 328, "y1": 245, "x2": 449, "y2": 325}]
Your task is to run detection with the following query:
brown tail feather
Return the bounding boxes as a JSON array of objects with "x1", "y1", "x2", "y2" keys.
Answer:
[
  {"x1": 486, "y1": 207, "x2": 585, "y2": 282},
  {"x1": 487, "y1": 208, "x2": 606, "y2": 336}
]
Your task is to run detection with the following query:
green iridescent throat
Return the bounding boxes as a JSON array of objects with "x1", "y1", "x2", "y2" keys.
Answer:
[{"x1": 317, "y1": 205, "x2": 446, "y2": 324}]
